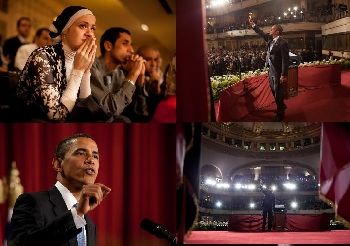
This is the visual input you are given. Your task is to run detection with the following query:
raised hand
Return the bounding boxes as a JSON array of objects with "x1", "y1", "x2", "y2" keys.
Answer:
[
  {"x1": 76, "y1": 183, "x2": 111, "y2": 216},
  {"x1": 248, "y1": 13, "x2": 255, "y2": 26}
]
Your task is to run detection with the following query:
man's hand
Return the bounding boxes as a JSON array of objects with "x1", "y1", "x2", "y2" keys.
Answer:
[
  {"x1": 280, "y1": 75, "x2": 288, "y2": 84},
  {"x1": 125, "y1": 54, "x2": 146, "y2": 83},
  {"x1": 76, "y1": 183, "x2": 111, "y2": 217},
  {"x1": 136, "y1": 62, "x2": 146, "y2": 86}
]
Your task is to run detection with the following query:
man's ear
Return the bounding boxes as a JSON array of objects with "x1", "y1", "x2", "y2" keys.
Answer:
[
  {"x1": 104, "y1": 41, "x2": 113, "y2": 52},
  {"x1": 52, "y1": 158, "x2": 62, "y2": 172}
]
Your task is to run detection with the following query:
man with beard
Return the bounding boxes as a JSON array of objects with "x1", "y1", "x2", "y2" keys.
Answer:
[{"x1": 90, "y1": 27, "x2": 146, "y2": 122}]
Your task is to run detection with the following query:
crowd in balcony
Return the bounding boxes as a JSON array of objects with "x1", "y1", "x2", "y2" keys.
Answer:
[{"x1": 206, "y1": 2, "x2": 348, "y2": 34}]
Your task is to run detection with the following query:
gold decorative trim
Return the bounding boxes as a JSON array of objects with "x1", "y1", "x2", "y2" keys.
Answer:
[
  {"x1": 319, "y1": 192, "x2": 350, "y2": 229},
  {"x1": 8, "y1": 161, "x2": 24, "y2": 208}
]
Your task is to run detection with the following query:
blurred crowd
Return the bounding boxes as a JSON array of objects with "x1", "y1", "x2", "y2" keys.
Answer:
[{"x1": 206, "y1": 3, "x2": 348, "y2": 34}]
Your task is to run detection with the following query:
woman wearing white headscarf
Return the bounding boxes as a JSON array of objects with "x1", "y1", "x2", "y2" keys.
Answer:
[{"x1": 16, "y1": 6, "x2": 97, "y2": 121}]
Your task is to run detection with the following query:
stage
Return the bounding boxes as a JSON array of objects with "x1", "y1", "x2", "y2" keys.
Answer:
[
  {"x1": 184, "y1": 230, "x2": 350, "y2": 244},
  {"x1": 215, "y1": 68, "x2": 350, "y2": 121}
]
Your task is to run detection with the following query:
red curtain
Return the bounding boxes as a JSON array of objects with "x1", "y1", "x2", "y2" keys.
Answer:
[
  {"x1": 320, "y1": 123, "x2": 350, "y2": 228},
  {"x1": 177, "y1": 0, "x2": 212, "y2": 121},
  {"x1": 0, "y1": 123, "x2": 176, "y2": 246}
]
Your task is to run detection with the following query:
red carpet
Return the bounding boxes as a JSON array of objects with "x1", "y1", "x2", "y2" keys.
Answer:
[
  {"x1": 241, "y1": 70, "x2": 350, "y2": 121},
  {"x1": 185, "y1": 230, "x2": 350, "y2": 244}
]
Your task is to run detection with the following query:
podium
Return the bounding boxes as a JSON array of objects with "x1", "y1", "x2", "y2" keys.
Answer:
[
  {"x1": 285, "y1": 66, "x2": 298, "y2": 99},
  {"x1": 273, "y1": 212, "x2": 287, "y2": 231}
]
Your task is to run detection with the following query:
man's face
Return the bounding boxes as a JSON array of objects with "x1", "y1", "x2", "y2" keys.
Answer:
[
  {"x1": 18, "y1": 19, "x2": 31, "y2": 38},
  {"x1": 36, "y1": 30, "x2": 52, "y2": 47},
  {"x1": 141, "y1": 48, "x2": 161, "y2": 75},
  {"x1": 58, "y1": 137, "x2": 99, "y2": 190},
  {"x1": 270, "y1": 25, "x2": 279, "y2": 37},
  {"x1": 110, "y1": 32, "x2": 134, "y2": 64}
]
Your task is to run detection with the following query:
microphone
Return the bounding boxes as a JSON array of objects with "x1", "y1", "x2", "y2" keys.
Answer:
[{"x1": 140, "y1": 218, "x2": 177, "y2": 245}]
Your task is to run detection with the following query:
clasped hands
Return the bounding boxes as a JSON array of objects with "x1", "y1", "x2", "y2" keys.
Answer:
[
  {"x1": 125, "y1": 54, "x2": 146, "y2": 85},
  {"x1": 73, "y1": 37, "x2": 97, "y2": 73}
]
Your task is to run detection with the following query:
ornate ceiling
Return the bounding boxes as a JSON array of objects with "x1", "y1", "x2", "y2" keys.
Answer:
[{"x1": 204, "y1": 122, "x2": 321, "y2": 141}]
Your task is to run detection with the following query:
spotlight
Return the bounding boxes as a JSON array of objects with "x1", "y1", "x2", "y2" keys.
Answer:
[
  {"x1": 247, "y1": 184, "x2": 256, "y2": 190},
  {"x1": 294, "y1": 6, "x2": 298, "y2": 11},
  {"x1": 216, "y1": 201, "x2": 222, "y2": 208},
  {"x1": 249, "y1": 202, "x2": 255, "y2": 209},
  {"x1": 283, "y1": 182, "x2": 297, "y2": 190},
  {"x1": 291, "y1": 201, "x2": 298, "y2": 209},
  {"x1": 205, "y1": 178, "x2": 216, "y2": 186},
  {"x1": 235, "y1": 183, "x2": 242, "y2": 189},
  {"x1": 271, "y1": 185, "x2": 277, "y2": 191}
]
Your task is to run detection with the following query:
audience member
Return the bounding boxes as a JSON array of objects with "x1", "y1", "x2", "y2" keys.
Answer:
[
  {"x1": 90, "y1": 27, "x2": 146, "y2": 122},
  {"x1": 3, "y1": 17, "x2": 31, "y2": 71},
  {"x1": 137, "y1": 45, "x2": 166, "y2": 118},
  {"x1": 16, "y1": 6, "x2": 96, "y2": 121},
  {"x1": 15, "y1": 28, "x2": 51, "y2": 70}
]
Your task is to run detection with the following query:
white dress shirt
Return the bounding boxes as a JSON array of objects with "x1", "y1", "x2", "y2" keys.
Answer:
[
  {"x1": 15, "y1": 43, "x2": 38, "y2": 70},
  {"x1": 55, "y1": 181, "x2": 87, "y2": 245}
]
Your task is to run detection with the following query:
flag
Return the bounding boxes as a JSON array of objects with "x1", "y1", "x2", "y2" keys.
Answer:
[{"x1": 320, "y1": 123, "x2": 350, "y2": 228}]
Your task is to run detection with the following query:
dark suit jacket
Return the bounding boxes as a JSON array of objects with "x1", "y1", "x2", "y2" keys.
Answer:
[
  {"x1": 261, "y1": 189, "x2": 275, "y2": 212},
  {"x1": 3, "y1": 36, "x2": 25, "y2": 71},
  {"x1": 8, "y1": 186, "x2": 96, "y2": 246},
  {"x1": 253, "y1": 25, "x2": 289, "y2": 78}
]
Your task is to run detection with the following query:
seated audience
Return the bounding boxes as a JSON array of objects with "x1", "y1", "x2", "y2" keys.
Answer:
[
  {"x1": 15, "y1": 6, "x2": 96, "y2": 121},
  {"x1": 152, "y1": 55, "x2": 176, "y2": 123},
  {"x1": 3, "y1": 17, "x2": 32, "y2": 71},
  {"x1": 15, "y1": 28, "x2": 52, "y2": 71},
  {"x1": 90, "y1": 27, "x2": 146, "y2": 122},
  {"x1": 137, "y1": 45, "x2": 165, "y2": 118}
]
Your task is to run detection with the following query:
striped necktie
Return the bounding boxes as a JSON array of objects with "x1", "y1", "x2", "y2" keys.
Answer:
[{"x1": 73, "y1": 204, "x2": 86, "y2": 246}]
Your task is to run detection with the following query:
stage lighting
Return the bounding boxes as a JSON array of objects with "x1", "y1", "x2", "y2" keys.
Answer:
[
  {"x1": 294, "y1": 6, "x2": 298, "y2": 11},
  {"x1": 216, "y1": 201, "x2": 222, "y2": 208},
  {"x1": 235, "y1": 183, "x2": 242, "y2": 189},
  {"x1": 288, "y1": 8, "x2": 291, "y2": 11},
  {"x1": 283, "y1": 182, "x2": 297, "y2": 190},
  {"x1": 247, "y1": 184, "x2": 256, "y2": 190},
  {"x1": 210, "y1": 0, "x2": 229, "y2": 8},
  {"x1": 262, "y1": 185, "x2": 267, "y2": 189},
  {"x1": 291, "y1": 201, "x2": 298, "y2": 209},
  {"x1": 205, "y1": 178, "x2": 216, "y2": 186},
  {"x1": 217, "y1": 183, "x2": 230, "y2": 189},
  {"x1": 271, "y1": 185, "x2": 277, "y2": 191},
  {"x1": 249, "y1": 202, "x2": 255, "y2": 209},
  {"x1": 283, "y1": 12, "x2": 287, "y2": 16}
]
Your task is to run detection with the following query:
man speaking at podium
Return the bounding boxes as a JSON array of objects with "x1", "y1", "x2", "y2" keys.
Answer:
[
  {"x1": 9, "y1": 133, "x2": 111, "y2": 246},
  {"x1": 249, "y1": 15, "x2": 289, "y2": 121}
]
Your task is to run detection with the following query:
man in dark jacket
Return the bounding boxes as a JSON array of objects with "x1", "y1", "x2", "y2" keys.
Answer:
[
  {"x1": 9, "y1": 133, "x2": 111, "y2": 245},
  {"x1": 249, "y1": 17, "x2": 289, "y2": 121},
  {"x1": 261, "y1": 187, "x2": 275, "y2": 231}
]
